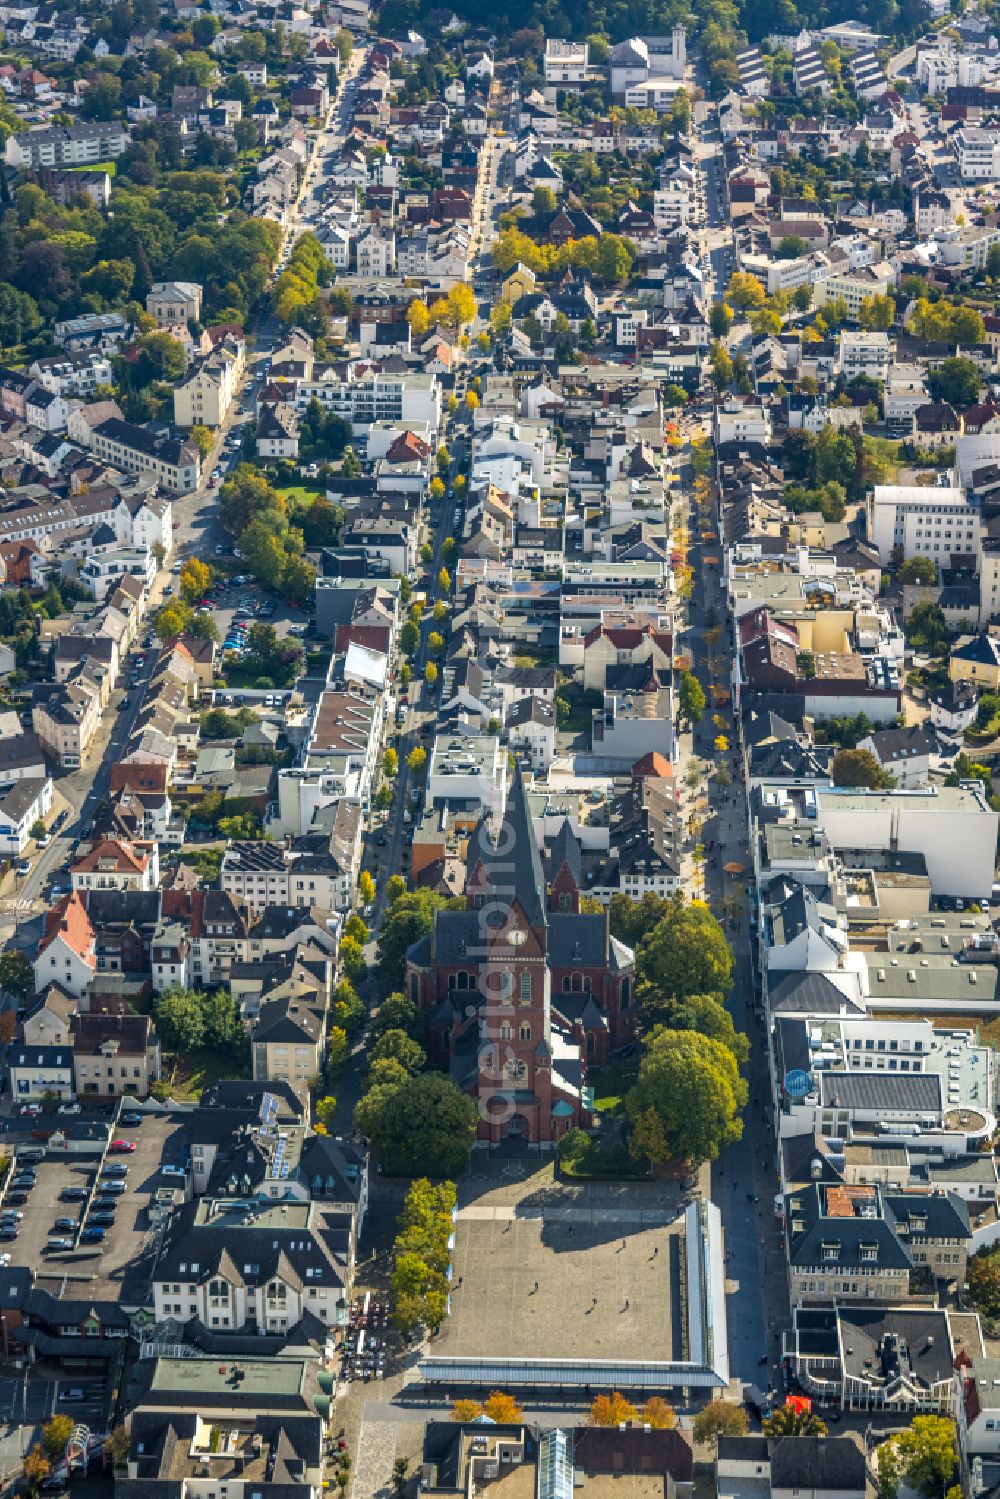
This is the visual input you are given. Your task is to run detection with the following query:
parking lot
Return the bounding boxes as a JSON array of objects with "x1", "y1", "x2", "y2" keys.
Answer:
[{"x1": 0, "y1": 1113, "x2": 189, "y2": 1297}]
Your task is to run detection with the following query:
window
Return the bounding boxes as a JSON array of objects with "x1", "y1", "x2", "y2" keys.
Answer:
[
  {"x1": 519, "y1": 1023, "x2": 531, "y2": 1042},
  {"x1": 520, "y1": 971, "x2": 531, "y2": 1002},
  {"x1": 500, "y1": 1023, "x2": 512, "y2": 1041}
]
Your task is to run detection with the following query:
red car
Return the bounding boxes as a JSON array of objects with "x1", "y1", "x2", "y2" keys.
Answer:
[{"x1": 110, "y1": 1140, "x2": 135, "y2": 1153}]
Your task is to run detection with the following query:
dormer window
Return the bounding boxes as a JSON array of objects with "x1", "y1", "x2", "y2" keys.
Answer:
[{"x1": 821, "y1": 1242, "x2": 839, "y2": 1262}]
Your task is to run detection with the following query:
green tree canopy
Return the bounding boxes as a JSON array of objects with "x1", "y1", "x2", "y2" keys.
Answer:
[
  {"x1": 354, "y1": 1071, "x2": 478, "y2": 1176},
  {"x1": 831, "y1": 747, "x2": 893, "y2": 789},
  {"x1": 625, "y1": 1028, "x2": 747, "y2": 1164},
  {"x1": 376, "y1": 891, "x2": 459, "y2": 989},
  {"x1": 636, "y1": 895, "x2": 734, "y2": 1006}
]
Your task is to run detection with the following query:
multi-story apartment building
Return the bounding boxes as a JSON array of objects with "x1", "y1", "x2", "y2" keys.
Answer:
[
  {"x1": 152, "y1": 1198, "x2": 355, "y2": 1334},
  {"x1": 867, "y1": 483, "x2": 980, "y2": 564},
  {"x1": 173, "y1": 336, "x2": 245, "y2": 428},
  {"x1": 91, "y1": 419, "x2": 201, "y2": 494},
  {"x1": 784, "y1": 1181, "x2": 970, "y2": 1306},
  {"x1": 956, "y1": 126, "x2": 1000, "y2": 181},
  {"x1": 32, "y1": 678, "x2": 102, "y2": 769},
  {"x1": 544, "y1": 38, "x2": 590, "y2": 84},
  {"x1": 295, "y1": 367, "x2": 440, "y2": 431},
  {"x1": 5, "y1": 121, "x2": 129, "y2": 168}
]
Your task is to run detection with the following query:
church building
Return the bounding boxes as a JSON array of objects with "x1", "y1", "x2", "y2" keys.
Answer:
[{"x1": 405, "y1": 768, "x2": 636, "y2": 1145}]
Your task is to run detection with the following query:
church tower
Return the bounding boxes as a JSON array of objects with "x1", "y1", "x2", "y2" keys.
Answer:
[{"x1": 470, "y1": 766, "x2": 555, "y2": 1142}]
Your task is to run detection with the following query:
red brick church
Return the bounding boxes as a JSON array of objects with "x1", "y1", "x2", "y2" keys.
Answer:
[{"x1": 405, "y1": 769, "x2": 636, "y2": 1145}]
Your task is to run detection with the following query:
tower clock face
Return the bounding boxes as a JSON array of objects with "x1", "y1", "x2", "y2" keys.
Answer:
[
  {"x1": 505, "y1": 1058, "x2": 527, "y2": 1081},
  {"x1": 508, "y1": 928, "x2": 526, "y2": 946}
]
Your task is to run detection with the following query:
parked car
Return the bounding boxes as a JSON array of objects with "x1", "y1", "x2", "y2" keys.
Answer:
[
  {"x1": 57, "y1": 1103, "x2": 81, "y2": 1115},
  {"x1": 58, "y1": 1390, "x2": 87, "y2": 1403},
  {"x1": 46, "y1": 1237, "x2": 73, "y2": 1251},
  {"x1": 53, "y1": 1218, "x2": 77, "y2": 1232},
  {"x1": 109, "y1": 1139, "x2": 135, "y2": 1153},
  {"x1": 120, "y1": 1112, "x2": 143, "y2": 1127},
  {"x1": 60, "y1": 1187, "x2": 88, "y2": 1202}
]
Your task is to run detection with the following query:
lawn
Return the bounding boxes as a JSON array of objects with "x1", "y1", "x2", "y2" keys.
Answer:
[
  {"x1": 67, "y1": 159, "x2": 116, "y2": 175},
  {"x1": 278, "y1": 483, "x2": 324, "y2": 508},
  {"x1": 162, "y1": 1048, "x2": 240, "y2": 1102},
  {"x1": 556, "y1": 681, "x2": 603, "y2": 735},
  {"x1": 560, "y1": 1141, "x2": 650, "y2": 1181},
  {"x1": 589, "y1": 1064, "x2": 637, "y2": 1118}
]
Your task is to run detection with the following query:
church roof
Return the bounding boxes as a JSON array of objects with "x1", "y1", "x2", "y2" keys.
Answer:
[{"x1": 469, "y1": 764, "x2": 548, "y2": 929}]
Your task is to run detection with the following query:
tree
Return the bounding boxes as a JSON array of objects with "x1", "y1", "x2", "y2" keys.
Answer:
[
  {"x1": 628, "y1": 1106, "x2": 670, "y2": 1166},
  {"x1": 726, "y1": 272, "x2": 766, "y2": 311},
  {"x1": 424, "y1": 661, "x2": 438, "y2": 687},
  {"x1": 105, "y1": 1425, "x2": 131, "y2": 1470},
  {"x1": 907, "y1": 601, "x2": 951, "y2": 654},
  {"x1": 532, "y1": 184, "x2": 557, "y2": 213},
  {"x1": 0, "y1": 284, "x2": 41, "y2": 349},
  {"x1": 0, "y1": 948, "x2": 33, "y2": 1000},
  {"x1": 345, "y1": 913, "x2": 369, "y2": 946},
  {"x1": 383, "y1": 747, "x2": 399, "y2": 778},
  {"x1": 369, "y1": 1028, "x2": 426, "y2": 1075},
  {"x1": 359, "y1": 869, "x2": 376, "y2": 905},
  {"x1": 23, "y1": 1446, "x2": 51, "y2": 1494},
  {"x1": 376, "y1": 889, "x2": 456, "y2": 989},
  {"x1": 899, "y1": 556, "x2": 937, "y2": 586},
  {"x1": 41, "y1": 1416, "x2": 74, "y2": 1460},
  {"x1": 859, "y1": 294, "x2": 895, "y2": 331},
  {"x1": 969, "y1": 1246, "x2": 1000, "y2": 1317},
  {"x1": 589, "y1": 1393, "x2": 639, "y2": 1426},
  {"x1": 189, "y1": 424, "x2": 214, "y2": 462},
  {"x1": 483, "y1": 1392, "x2": 525, "y2": 1423},
  {"x1": 452, "y1": 1399, "x2": 482, "y2": 1422},
  {"x1": 316, "y1": 1095, "x2": 338, "y2": 1129},
  {"x1": 438, "y1": 567, "x2": 451, "y2": 594},
  {"x1": 762, "y1": 1406, "x2": 828, "y2": 1437},
  {"x1": 407, "y1": 746, "x2": 427, "y2": 777},
  {"x1": 354, "y1": 1071, "x2": 478, "y2": 1175},
  {"x1": 656, "y1": 997, "x2": 749, "y2": 1065},
  {"x1": 775, "y1": 236, "x2": 808, "y2": 260},
  {"x1": 179, "y1": 557, "x2": 213, "y2": 605},
  {"x1": 332, "y1": 978, "x2": 365, "y2": 1037},
  {"x1": 709, "y1": 342, "x2": 733, "y2": 390},
  {"x1": 692, "y1": 1404, "x2": 750, "y2": 1446},
  {"x1": 341, "y1": 446, "x2": 362, "y2": 478},
  {"x1": 928, "y1": 356, "x2": 981, "y2": 408},
  {"x1": 641, "y1": 1398, "x2": 676, "y2": 1429},
  {"x1": 375, "y1": 784, "x2": 393, "y2": 813},
  {"x1": 891, "y1": 1417, "x2": 958, "y2": 1499},
  {"x1": 339, "y1": 935, "x2": 367, "y2": 984},
  {"x1": 678, "y1": 671, "x2": 706, "y2": 725},
  {"x1": 637, "y1": 898, "x2": 734, "y2": 1004},
  {"x1": 831, "y1": 747, "x2": 893, "y2": 789},
  {"x1": 625, "y1": 1028, "x2": 747, "y2": 1164},
  {"x1": 407, "y1": 299, "x2": 430, "y2": 338},
  {"x1": 709, "y1": 301, "x2": 733, "y2": 339},
  {"x1": 154, "y1": 986, "x2": 206, "y2": 1052},
  {"x1": 391, "y1": 1458, "x2": 410, "y2": 1499},
  {"x1": 400, "y1": 620, "x2": 420, "y2": 656},
  {"x1": 155, "y1": 602, "x2": 194, "y2": 641}
]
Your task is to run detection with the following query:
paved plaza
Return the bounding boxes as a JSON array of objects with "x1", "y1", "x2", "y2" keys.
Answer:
[{"x1": 437, "y1": 1163, "x2": 690, "y2": 1366}]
